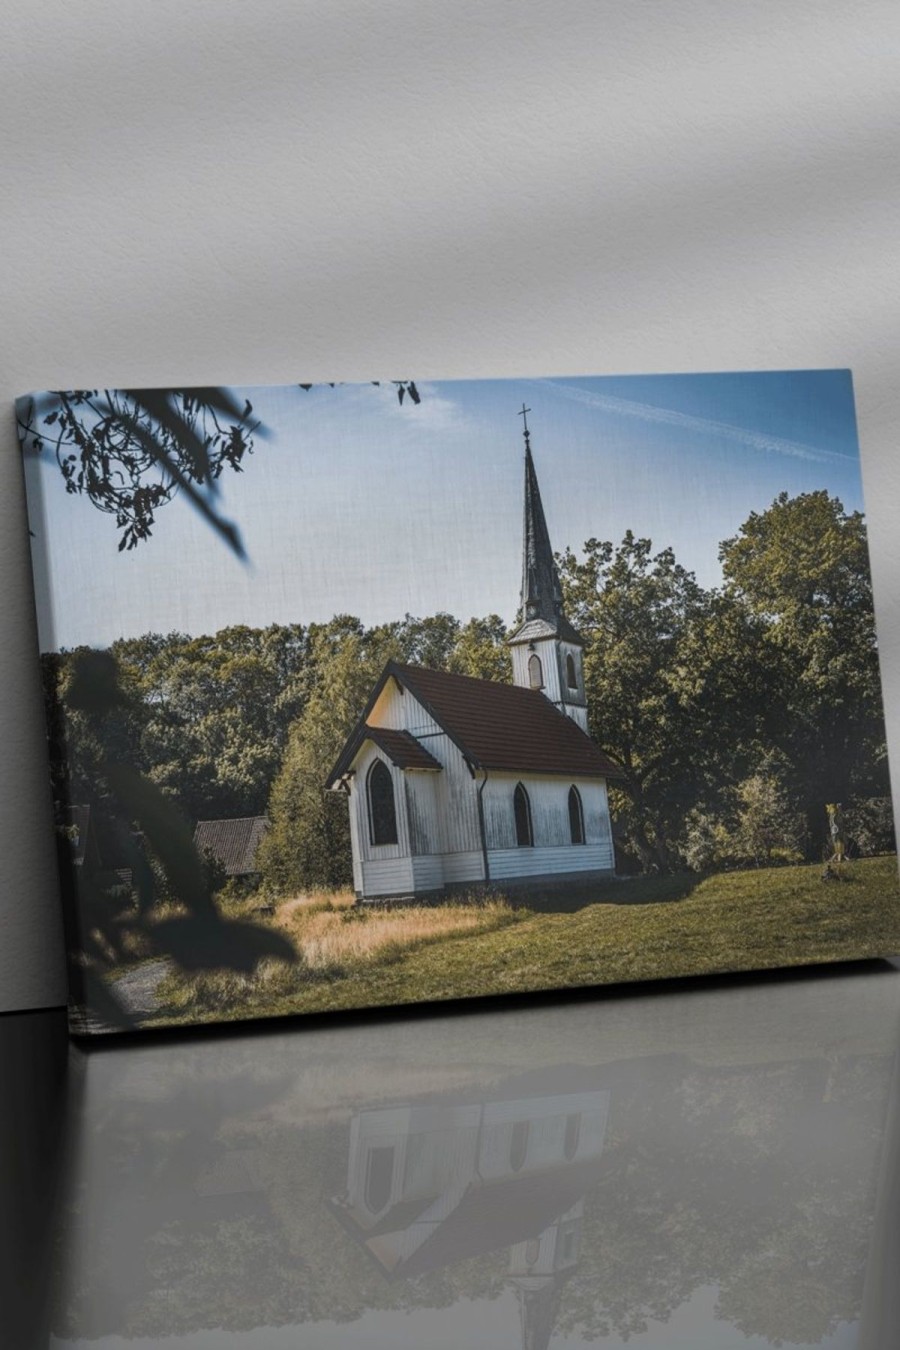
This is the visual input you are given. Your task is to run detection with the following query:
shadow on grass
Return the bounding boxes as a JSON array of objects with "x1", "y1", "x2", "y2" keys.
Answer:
[{"x1": 508, "y1": 872, "x2": 701, "y2": 915}]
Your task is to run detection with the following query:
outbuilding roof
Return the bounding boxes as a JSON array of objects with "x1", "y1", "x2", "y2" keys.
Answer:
[
  {"x1": 327, "y1": 662, "x2": 623, "y2": 785},
  {"x1": 193, "y1": 816, "x2": 269, "y2": 876}
]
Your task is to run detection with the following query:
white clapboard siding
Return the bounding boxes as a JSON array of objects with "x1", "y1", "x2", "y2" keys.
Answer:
[
  {"x1": 482, "y1": 774, "x2": 612, "y2": 852},
  {"x1": 370, "y1": 679, "x2": 443, "y2": 737},
  {"x1": 434, "y1": 747, "x2": 482, "y2": 855},
  {"x1": 487, "y1": 843, "x2": 614, "y2": 881},
  {"x1": 347, "y1": 784, "x2": 364, "y2": 893},
  {"x1": 411, "y1": 854, "x2": 444, "y2": 893},
  {"x1": 441, "y1": 851, "x2": 486, "y2": 885},
  {"x1": 360, "y1": 856, "x2": 416, "y2": 897},
  {"x1": 404, "y1": 774, "x2": 443, "y2": 855}
]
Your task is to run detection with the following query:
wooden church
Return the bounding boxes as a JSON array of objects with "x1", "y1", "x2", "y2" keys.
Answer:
[{"x1": 326, "y1": 411, "x2": 620, "y2": 901}]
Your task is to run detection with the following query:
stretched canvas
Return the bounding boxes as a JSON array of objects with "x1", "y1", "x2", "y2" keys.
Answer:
[{"x1": 16, "y1": 372, "x2": 900, "y2": 1034}]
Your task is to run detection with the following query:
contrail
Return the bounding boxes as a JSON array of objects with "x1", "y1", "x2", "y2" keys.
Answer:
[{"x1": 533, "y1": 379, "x2": 851, "y2": 466}]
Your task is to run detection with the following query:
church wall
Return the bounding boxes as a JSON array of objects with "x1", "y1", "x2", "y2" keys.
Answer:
[
  {"x1": 509, "y1": 639, "x2": 587, "y2": 720},
  {"x1": 477, "y1": 1091, "x2": 610, "y2": 1180},
  {"x1": 369, "y1": 678, "x2": 443, "y2": 738},
  {"x1": 482, "y1": 774, "x2": 611, "y2": 849},
  {"x1": 556, "y1": 640, "x2": 587, "y2": 708},
  {"x1": 482, "y1": 773, "x2": 614, "y2": 879},
  {"x1": 510, "y1": 640, "x2": 563, "y2": 703},
  {"x1": 488, "y1": 844, "x2": 613, "y2": 880}
]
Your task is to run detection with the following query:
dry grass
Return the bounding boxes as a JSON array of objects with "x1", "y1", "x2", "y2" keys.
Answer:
[
  {"x1": 273, "y1": 892, "x2": 515, "y2": 973},
  {"x1": 155, "y1": 888, "x2": 519, "y2": 1020}
]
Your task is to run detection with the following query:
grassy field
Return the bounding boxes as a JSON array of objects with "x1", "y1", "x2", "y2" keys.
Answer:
[{"x1": 151, "y1": 856, "x2": 900, "y2": 1028}]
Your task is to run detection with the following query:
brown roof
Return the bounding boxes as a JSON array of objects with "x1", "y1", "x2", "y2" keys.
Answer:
[
  {"x1": 396, "y1": 663, "x2": 620, "y2": 778},
  {"x1": 193, "y1": 817, "x2": 269, "y2": 875},
  {"x1": 365, "y1": 726, "x2": 442, "y2": 771},
  {"x1": 327, "y1": 662, "x2": 622, "y2": 784}
]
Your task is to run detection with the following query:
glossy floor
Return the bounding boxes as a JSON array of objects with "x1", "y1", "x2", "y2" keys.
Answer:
[{"x1": 4, "y1": 961, "x2": 900, "y2": 1349}]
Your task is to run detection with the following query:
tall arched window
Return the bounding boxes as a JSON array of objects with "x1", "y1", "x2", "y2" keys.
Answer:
[
  {"x1": 563, "y1": 1112, "x2": 582, "y2": 1160},
  {"x1": 364, "y1": 1146, "x2": 395, "y2": 1213},
  {"x1": 566, "y1": 652, "x2": 578, "y2": 690},
  {"x1": 568, "y1": 785, "x2": 585, "y2": 845},
  {"x1": 367, "y1": 759, "x2": 398, "y2": 846},
  {"x1": 528, "y1": 652, "x2": 543, "y2": 689},
  {"x1": 510, "y1": 1120, "x2": 530, "y2": 1172},
  {"x1": 514, "y1": 782, "x2": 533, "y2": 847}
]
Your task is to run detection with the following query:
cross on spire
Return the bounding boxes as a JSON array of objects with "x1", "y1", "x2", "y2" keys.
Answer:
[{"x1": 519, "y1": 403, "x2": 531, "y2": 452}]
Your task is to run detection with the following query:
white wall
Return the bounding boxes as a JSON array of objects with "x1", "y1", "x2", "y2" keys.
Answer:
[{"x1": 2, "y1": 0, "x2": 899, "y2": 1009}]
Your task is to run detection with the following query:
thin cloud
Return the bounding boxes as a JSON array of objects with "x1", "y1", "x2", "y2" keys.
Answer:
[{"x1": 536, "y1": 379, "x2": 852, "y2": 465}]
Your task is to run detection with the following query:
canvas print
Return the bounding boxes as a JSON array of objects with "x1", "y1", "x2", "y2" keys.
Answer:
[{"x1": 16, "y1": 372, "x2": 900, "y2": 1033}]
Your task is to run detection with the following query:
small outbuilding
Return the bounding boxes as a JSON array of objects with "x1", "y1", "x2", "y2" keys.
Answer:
[{"x1": 193, "y1": 816, "x2": 270, "y2": 882}]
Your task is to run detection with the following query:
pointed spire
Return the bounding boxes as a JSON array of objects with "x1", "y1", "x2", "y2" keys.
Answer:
[{"x1": 519, "y1": 405, "x2": 565, "y2": 626}]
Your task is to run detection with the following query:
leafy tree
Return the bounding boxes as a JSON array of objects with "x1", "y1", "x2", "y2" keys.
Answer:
[
  {"x1": 558, "y1": 532, "x2": 710, "y2": 871},
  {"x1": 113, "y1": 624, "x2": 311, "y2": 822},
  {"x1": 731, "y1": 765, "x2": 805, "y2": 867},
  {"x1": 720, "y1": 491, "x2": 888, "y2": 849},
  {"x1": 18, "y1": 387, "x2": 259, "y2": 555},
  {"x1": 259, "y1": 623, "x2": 404, "y2": 892},
  {"x1": 447, "y1": 614, "x2": 511, "y2": 681}
]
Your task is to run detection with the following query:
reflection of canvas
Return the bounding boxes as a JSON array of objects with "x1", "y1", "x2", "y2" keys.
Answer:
[
  {"x1": 51, "y1": 994, "x2": 897, "y2": 1348},
  {"x1": 16, "y1": 372, "x2": 900, "y2": 1034}
]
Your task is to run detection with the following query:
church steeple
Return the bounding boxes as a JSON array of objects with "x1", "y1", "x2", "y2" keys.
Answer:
[
  {"x1": 520, "y1": 405, "x2": 566, "y2": 628},
  {"x1": 509, "y1": 409, "x2": 589, "y2": 732}
]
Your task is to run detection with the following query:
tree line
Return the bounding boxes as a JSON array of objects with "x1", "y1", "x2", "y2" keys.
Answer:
[{"x1": 44, "y1": 489, "x2": 892, "y2": 896}]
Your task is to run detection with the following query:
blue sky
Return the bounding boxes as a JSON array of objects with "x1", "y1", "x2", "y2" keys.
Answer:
[{"x1": 23, "y1": 370, "x2": 865, "y2": 652}]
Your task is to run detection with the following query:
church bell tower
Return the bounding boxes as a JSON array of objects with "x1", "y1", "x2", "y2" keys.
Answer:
[{"x1": 508, "y1": 407, "x2": 588, "y2": 732}]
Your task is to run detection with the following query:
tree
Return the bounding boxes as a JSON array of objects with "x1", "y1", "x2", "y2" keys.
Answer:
[
  {"x1": 447, "y1": 614, "x2": 510, "y2": 681},
  {"x1": 558, "y1": 532, "x2": 710, "y2": 871},
  {"x1": 113, "y1": 624, "x2": 311, "y2": 822},
  {"x1": 259, "y1": 623, "x2": 404, "y2": 893},
  {"x1": 18, "y1": 387, "x2": 259, "y2": 555},
  {"x1": 720, "y1": 491, "x2": 888, "y2": 851}
]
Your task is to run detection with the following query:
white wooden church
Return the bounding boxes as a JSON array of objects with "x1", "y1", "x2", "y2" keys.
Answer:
[{"x1": 326, "y1": 412, "x2": 621, "y2": 900}]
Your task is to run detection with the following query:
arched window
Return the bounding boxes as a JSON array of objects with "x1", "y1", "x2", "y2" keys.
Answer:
[
  {"x1": 514, "y1": 783, "x2": 533, "y2": 847},
  {"x1": 510, "y1": 1120, "x2": 530, "y2": 1172},
  {"x1": 364, "y1": 1146, "x2": 394, "y2": 1213},
  {"x1": 563, "y1": 1112, "x2": 582, "y2": 1160},
  {"x1": 568, "y1": 785, "x2": 585, "y2": 845},
  {"x1": 528, "y1": 652, "x2": 543, "y2": 689},
  {"x1": 367, "y1": 759, "x2": 398, "y2": 846},
  {"x1": 566, "y1": 652, "x2": 578, "y2": 690}
]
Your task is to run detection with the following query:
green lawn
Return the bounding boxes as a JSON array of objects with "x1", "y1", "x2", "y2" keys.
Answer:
[{"x1": 151, "y1": 855, "x2": 900, "y2": 1028}]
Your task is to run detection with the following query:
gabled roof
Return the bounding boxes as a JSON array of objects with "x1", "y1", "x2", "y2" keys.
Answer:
[
  {"x1": 327, "y1": 662, "x2": 623, "y2": 786},
  {"x1": 193, "y1": 816, "x2": 269, "y2": 875},
  {"x1": 365, "y1": 726, "x2": 442, "y2": 771}
]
